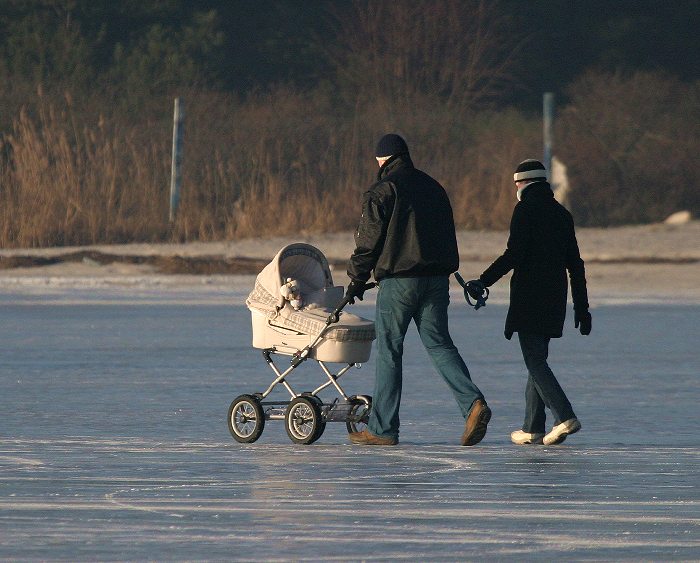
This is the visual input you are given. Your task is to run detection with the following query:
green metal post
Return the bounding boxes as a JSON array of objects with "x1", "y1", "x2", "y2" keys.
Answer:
[{"x1": 169, "y1": 98, "x2": 184, "y2": 222}]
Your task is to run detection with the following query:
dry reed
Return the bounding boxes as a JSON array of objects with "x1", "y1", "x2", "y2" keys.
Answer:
[{"x1": 0, "y1": 69, "x2": 695, "y2": 248}]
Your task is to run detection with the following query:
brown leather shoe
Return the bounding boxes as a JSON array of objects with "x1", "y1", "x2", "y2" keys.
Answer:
[
  {"x1": 461, "y1": 399, "x2": 491, "y2": 446},
  {"x1": 348, "y1": 429, "x2": 398, "y2": 445}
]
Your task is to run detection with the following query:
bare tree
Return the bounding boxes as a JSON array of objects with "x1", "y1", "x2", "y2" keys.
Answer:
[
  {"x1": 557, "y1": 70, "x2": 700, "y2": 225},
  {"x1": 326, "y1": 0, "x2": 521, "y2": 114}
]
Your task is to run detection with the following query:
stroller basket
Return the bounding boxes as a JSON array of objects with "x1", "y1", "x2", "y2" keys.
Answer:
[{"x1": 246, "y1": 243, "x2": 375, "y2": 362}]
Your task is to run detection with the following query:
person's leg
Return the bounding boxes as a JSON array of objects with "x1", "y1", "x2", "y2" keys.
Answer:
[
  {"x1": 413, "y1": 277, "x2": 485, "y2": 418},
  {"x1": 367, "y1": 278, "x2": 415, "y2": 439},
  {"x1": 522, "y1": 372, "x2": 546, "y2": 434},
  {"x1": 517, "y1": 332, "x2": 575, "y2": 425}
]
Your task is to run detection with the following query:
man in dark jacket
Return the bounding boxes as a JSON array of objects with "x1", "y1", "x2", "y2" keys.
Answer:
[
  {"x1": 345, "y1": 133, "x2": 490, "y2": 446},
  {"x1": 466, "y1": 159, "x2": 591, "y2": 446}
]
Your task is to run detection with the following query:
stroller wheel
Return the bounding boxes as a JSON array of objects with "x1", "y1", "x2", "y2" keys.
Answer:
[
  {"x1": 228, "y1": 394, "x2": 265, "y2": 443},
  {"x1": 346, "y1": 395, "x2": 372, "y2": 434},
  {"x1": 285, "y1": 397, "x2": 325, "y2": 445}
]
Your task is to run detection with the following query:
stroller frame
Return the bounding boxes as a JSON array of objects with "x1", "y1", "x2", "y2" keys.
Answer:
[{"x1": 228, "y1": 296, "x2": 373, "y2": 445}]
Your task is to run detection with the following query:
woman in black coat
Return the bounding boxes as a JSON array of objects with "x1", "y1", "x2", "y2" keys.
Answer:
[{"x1": 468, "y1": 159, "x2": 591, "y2": 446}]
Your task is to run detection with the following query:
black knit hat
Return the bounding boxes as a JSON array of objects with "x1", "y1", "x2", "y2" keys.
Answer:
[
  {"x1": 375, "y1": 134, "x2": 409, "y2": 157},
  {"x1": 513, "y1": 159, "x2": 547, "y2": 181}
]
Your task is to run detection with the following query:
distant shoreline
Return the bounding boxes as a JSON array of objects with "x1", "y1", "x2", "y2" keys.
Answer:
[
  {"x1": 0, "y1": 222, "x2": 697, "y2": 305},
  {"x1": 0, "y1": 249, "x2": 697, "y2": 276}
]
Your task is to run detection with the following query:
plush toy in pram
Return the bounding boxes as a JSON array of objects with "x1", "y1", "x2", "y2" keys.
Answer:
[{"x1": 280, "y1": 278, "x2": 303, "y2": 310}]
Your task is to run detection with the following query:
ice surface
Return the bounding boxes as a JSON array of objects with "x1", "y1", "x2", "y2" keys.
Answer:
[{"x1": 0, "y1": 288, "x2": 698, "y2": 560}]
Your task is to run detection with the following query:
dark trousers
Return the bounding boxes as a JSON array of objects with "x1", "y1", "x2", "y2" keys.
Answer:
[{"x1": 517, "y1": 332, "x2": 575, "y2": 433}]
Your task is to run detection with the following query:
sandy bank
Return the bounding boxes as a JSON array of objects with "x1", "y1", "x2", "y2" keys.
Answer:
[{"x1": 0, "y1": 222, "x2": 697, "y2": 304}]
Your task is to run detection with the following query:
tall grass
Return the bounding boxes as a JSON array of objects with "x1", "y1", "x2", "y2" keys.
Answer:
[
  {"x1": 0, "y1": 69, "x2": 696, "y2": 248},
  {"x1": 556, "y1": 71, "x2": 700, "y2": 226},
  {"x1": 0, "y1": 101, "x2": 170, "y2": 247},
  {"x1": 0, "y1": 88, "x2": 381, "y2": 247}
]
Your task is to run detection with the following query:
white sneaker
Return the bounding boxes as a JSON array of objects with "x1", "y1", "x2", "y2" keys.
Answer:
[
  {"x1": 543, "y1": 418, "x2": 581, "y2": 445},
  {"x1": 510, "y1": 430, "x2": 545, "y2": 445}
]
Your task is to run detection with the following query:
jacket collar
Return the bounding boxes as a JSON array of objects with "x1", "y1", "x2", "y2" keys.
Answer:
[
  {"x1": 377, "y1": 153, "x2": 413, "y2": 181},
  {"x1": 520, "y1": 180, "x2": 553, "y2": 201}
]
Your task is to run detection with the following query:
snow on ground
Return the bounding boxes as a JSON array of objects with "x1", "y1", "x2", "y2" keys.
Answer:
[
  {"x1": 0, "y1": 221, "x2": 698, "y2": 305},
  {"x1": 0, "y1": 223, "x2": 698, "y2": 560},
  {"x1": 1, "y1": 221, "x2": 698, "y2": 263}
]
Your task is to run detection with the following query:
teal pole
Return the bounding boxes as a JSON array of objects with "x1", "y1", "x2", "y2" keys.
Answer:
[{"x1": 169, "y1": 98, "x2": 184, "y2": 222}]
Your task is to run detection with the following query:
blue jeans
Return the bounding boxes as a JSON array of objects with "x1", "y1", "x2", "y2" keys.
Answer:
[
  {"x1": 368, "y1": 276, "x2": 485, "y2": 439},
  {"x1": 517, "y1": 332, "x2": 576, "y2": 433}
]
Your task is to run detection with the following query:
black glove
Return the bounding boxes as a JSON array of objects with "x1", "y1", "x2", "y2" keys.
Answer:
[
  {"x1": 345, "y1": 279, "x2": 368, "y2": 304},
  {"x1": 575, "y1": 310, "x2": 592, "y2": 335},
  {"x1": 465, "y1": 279, "x2": 486, "y2": 300}
]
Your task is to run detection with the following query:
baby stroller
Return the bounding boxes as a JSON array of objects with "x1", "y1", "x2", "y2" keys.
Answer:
[{"x1": 228, "y1": 243, "x2": 375, "y2": 445}]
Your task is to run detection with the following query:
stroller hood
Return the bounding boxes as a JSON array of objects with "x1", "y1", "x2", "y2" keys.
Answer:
[{"x1": 247, "y1": 243, "x2": 335, "y2": 312}]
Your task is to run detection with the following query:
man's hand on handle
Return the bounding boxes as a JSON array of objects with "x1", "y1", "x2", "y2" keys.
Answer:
[{"x1": 345, "y1": 279, "x2": 371, "y2": 305}]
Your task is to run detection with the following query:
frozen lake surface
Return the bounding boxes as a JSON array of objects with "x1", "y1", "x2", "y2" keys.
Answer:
[{"x1": 0, "y1": 285, "x2": 698, "y2": 560}]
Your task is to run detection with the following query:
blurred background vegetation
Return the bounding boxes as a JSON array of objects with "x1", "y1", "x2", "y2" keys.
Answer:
[{"x1": 0, "y1": 0, "x2": 698, "y2": 247}]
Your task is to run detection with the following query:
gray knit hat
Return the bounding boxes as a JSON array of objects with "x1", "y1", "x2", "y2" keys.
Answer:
[{"x1": 513, "y1": 159, "x2": 547, "y2": 181}]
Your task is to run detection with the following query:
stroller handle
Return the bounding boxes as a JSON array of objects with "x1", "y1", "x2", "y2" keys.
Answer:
[{"x1": 327, "y1": 282, "x2": 377, "y2": 324}]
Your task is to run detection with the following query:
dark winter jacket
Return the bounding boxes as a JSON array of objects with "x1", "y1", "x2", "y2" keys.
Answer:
[
  {"x1": 347, "y1": 154, "x2": 459, "y2": 282},
  {"x1": 480, "y1": 181, "x2": 589, "y2": 339}
]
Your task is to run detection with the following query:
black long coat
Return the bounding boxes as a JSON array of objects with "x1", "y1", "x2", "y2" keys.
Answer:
[{"x1": 480, "y1": 182, "x2": 589, "y2": 339}]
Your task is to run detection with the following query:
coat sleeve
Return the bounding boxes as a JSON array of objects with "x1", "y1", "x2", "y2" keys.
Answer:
[
  {"x1": 479, "y1": 203, "x2": 530, "y2": 287},
  {"x1": 347, "y1": 187, "x2": 392, "y2": 282},
  {"x1": 565, "y1": 219, "x2": 589, "y2": 312}
]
